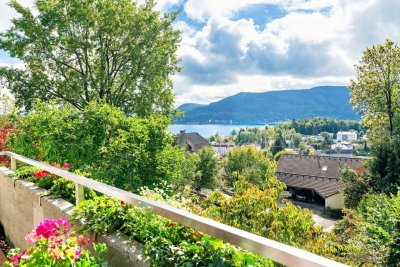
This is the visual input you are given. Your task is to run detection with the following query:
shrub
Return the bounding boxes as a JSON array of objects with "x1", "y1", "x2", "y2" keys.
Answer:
[
  {"x1": 10, "y1": 101, "x2": 187, "y2": 192},
  {"x1": 72, "y1": 196, "x2": 273, "y2": 267},
  {"x1": 224, "y1": 146, "x2": 277, "y2": 187}
]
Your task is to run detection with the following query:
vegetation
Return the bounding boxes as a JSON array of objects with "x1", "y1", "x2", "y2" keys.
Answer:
[
  {"x1": 0, "y1": 0, "x2": 180, "y2": 116},
  {"x1": 4, "y1": 218, "x2": 107, "y2": 266},
  {"x1": 73, "y1": 195, "x2": 274, "y2": 267},
  {"x1": 349, "y1": 39, "x2": 400, "y2": 145},
  {"x1": 192, "y1": 146, "x2": 218, "y2": 191},
  {"x1": 10, "y1": 101, "x2": 187, "y2": 191},
  {"x1": 224, "y1": 146, "x2": 277, "y2": 187},
  {"x1": 279, "y1": 117, "x2": 364, "y2": 136}
]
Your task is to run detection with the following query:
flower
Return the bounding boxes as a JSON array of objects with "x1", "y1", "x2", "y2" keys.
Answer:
[
  {"x1": 120, "y1": 201, "x2": 126, "y2": 207},
  {"x1": 34, "y1": 218, "x2": 71, "y2": 239},
  {"x1": 35, "y1": 170, "x2": 48, "y2": 179},
  {"x1": 9, "y1": 254, "x2": 21, "y2": 264}
]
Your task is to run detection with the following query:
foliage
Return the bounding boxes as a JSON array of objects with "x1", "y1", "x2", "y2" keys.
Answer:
[
  {"x1": 333, "y1": 192, "x2": 400, "y2": 266},
  {"x1": 224, "y1": 145, "x2": 277, "y2": 187},
  {"x1": 280, "y1": 117, "x2": 364, "y2": 136},
  {"x1": 10, "y1": 101, "x2": 186, "y2": 191},
  {"x1": 201, "y1": 178, "x2": 324, "y2": 250},
  {"x1": 72, "y1": 196, "x2": 273, "y2": 267},
  {"x1": 349, "y1": 39, "x2": 400, "y2": 145},
  {"x1": 367, "y1": 137, "x2": 400, "y2": 195},
  {"x1": 270, "y1": 131, "x2": 285, "y2": 155},
  {"x1": 234, "y1": 127, "x2": 269, "y2": 146},
  {"x1": 340, "y1": 165, "x2": 370, "y2": 209},
  {"x1": 193, "y1": 146, "x2": 218, "y2": 191},
  {"x1": 273, "y1": 149, "x2": 296, "y2": 161},
  {"x1": 0, "y1": 118, "x2": 13, "y2": 166},
  {"x1": 4, "y1": 218, "x2": 107, "y2": 266},
  {"x1": 0, "y1": 0, "x2": 181, "y2": 116}
]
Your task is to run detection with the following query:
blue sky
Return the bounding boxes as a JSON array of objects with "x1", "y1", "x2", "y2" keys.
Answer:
[{"x1": 1, "y1": 0, "x2": 400, "y2": 106}]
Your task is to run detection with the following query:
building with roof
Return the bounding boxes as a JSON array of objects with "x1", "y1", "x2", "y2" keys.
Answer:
[
  {"x1": 175, "y1": 130, "x2": 209, "y2": 153},
  {"x1": 336, "y1": 131, "x2": 357, "y2": 142},
  {"x1": 276, "y1": 154, "x2": 362, "y2": 209},
  {"x1": 211, "y1": 142, "x2": 235, "y2": 156}
]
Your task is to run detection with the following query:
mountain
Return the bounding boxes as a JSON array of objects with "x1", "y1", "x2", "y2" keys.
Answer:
[
  {"x1": 175, "y1": 86, "x2": 358, "y2": 124},
  {"x1": 178, "y1": 103, "x2": 206, "y2": 113}
]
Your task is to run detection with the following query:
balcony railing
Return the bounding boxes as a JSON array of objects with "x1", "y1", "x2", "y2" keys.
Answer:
[{"x1": 0, "y1": 151, "x2": 347, "y2": 267}]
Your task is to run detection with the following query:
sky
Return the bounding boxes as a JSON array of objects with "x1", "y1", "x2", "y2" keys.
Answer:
[{"x1": 0, "y1": 0, "x2": 400, "y2": 106}]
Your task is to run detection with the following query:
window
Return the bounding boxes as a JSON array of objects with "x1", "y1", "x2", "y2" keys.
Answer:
[{"x1": 321, "y1": 165, "x2": 328, "y2": 171}]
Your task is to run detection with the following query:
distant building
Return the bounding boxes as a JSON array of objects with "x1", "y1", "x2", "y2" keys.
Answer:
[
  {"x1": 336, "y1": 131, "x2": 357, "y2": 142},
  {"x1": 211, "y1": 142, "x2": 235, "y2": 156},
  {"x1": 301, "y1": 135, "x2": 325, "y2": 142},
  {"x1": 276, "y1": 154, "x2": 362, "y2": 210},
  {"x1": 175, "y1": 130, "x2": 209, "y2": 153},
  {"x1": 328, "y1": 142, "x2": 354, "y2": 156}
]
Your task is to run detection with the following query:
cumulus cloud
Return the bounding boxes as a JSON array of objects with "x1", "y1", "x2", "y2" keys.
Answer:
[
  {"x1": 0, "y1": 0, "x2": 399, "y2": 106},
  {"x1": 173, "y1": 0, "x2": 400, "y2": 105}
]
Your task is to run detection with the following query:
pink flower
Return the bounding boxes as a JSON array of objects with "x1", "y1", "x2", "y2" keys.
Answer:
[
  {"x1": 75, "y1": 250, "x2": 81, "y2": 260},
  {"x1": 63, "y1": 162, "x2": 70, "y2": 170},
  {"x1": 10, "y1": 254, "x2": 21, "y2": 264},
  {"x1": 34, "y1": 218, "x2": 71, "y2": 239}
]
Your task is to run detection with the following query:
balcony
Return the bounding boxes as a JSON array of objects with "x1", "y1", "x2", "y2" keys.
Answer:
[{"x1": 0, "y1": 151, "x2": 347, "y2": 267}]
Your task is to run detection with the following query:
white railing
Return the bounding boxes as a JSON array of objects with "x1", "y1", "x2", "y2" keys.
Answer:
[{"x1": 0, "y1": 151, "x2": 347, "y2": 267}]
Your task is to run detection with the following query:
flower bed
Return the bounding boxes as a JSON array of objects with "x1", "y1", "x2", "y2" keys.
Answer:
[{"x1": 4, "y1": 218, "x2": 107, "y2": 266}]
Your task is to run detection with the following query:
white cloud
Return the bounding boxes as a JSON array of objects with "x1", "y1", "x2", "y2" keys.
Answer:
[{"x1": 174, "y1": 0, "x2": 400, "y2": 105}]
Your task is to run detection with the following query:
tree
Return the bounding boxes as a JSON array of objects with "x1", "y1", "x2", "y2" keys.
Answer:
[
  {"x1": 193, "y1": 146, "x2": 218, "y2": 191},
  {"x1": 224, "y1": 145, "x2": 276, "y2": 187},
  {"x1": 271, "y1": 132, "x2": 285, "y2": 155},
  {"x1": 349, "y1": 39, "x2": 400, "y2": 144},
  {"x1": 10, "y1": 101, "x2": 186, "y2": 191},
  {"x1": 0, "y1": 0, "x2": 181, "y2": 116},
  {"x1": 340, "y1": 165, "x2": 369, "y2": 209}
]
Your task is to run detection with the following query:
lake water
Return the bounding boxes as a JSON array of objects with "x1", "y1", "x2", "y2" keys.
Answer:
[{"x1": 168, "y1": 124, "x2": 267, "y2": 137}]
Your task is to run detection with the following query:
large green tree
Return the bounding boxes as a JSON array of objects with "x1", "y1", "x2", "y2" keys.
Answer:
[
  {"x1": 193, "y1": 146, "x2": 218, "y2": 191},
  {"x1": 349, "y1": 39, "x2": 400, "y2": 144},
  {"x1": 0, "y1": 0, "x2": 181, "y2": 116}
]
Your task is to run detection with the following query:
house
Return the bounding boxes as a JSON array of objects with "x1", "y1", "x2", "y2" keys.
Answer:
[
  {"x1": 301, "y1": 135, "x2": 325, "y2": 142},
  {"x1": 175, "y1": 130, "x2": 209, "y2": 153},
  {"x1": 336, "y1": 131, "x2": 357, "y2": 142},
  {"x1": 211, "y1": 142, "x2": 235, "y2": 156},
  {"x1": 276, "y1": 154, "x2": 362, "y2": 210},
  {"x1": 328, "y1": 142, "x2": 354, "y2": 156}
]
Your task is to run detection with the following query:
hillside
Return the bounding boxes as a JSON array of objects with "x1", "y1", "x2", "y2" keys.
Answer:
[{"x1": 175, "y1": 86, "x2": 358, "y2": 124}]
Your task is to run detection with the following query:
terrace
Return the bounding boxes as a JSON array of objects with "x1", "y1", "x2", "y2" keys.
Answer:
[{"x1": 0, "y1": 151, "x2": 347, "y2": 267}]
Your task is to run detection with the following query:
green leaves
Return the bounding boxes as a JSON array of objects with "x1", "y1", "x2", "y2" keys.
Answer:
[
  {"x1": 0, "y1": 0, "x2": 181, "y2": 116},
  {"x1": 10, "y1": 101, "x2": 186, "y2": 192}
]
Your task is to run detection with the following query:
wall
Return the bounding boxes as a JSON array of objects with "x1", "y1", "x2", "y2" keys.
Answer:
[
  {"x1": 325, "y1": 192, "x2": 344, "y2": 210},
  {"x1": 0, "y1": 167, "x2": 149, "y2": 267}
]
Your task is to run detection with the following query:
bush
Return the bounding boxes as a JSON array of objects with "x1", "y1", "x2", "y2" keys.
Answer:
[
  {"x1": 73, "y1": 195, "x2": 273, "y2": 267},
  {"x1": 224, "y1": 146, "x2": 277, "y2": 187},
  {"x1": 10, "y1": 101, "x2": 187, "y2": 192}
]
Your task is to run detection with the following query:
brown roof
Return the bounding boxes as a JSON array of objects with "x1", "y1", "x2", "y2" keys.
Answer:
[
  {"x1": 176, "y1": 131, "x2": 209, "y2": 152},
  {"x1": 276, "y1": 154, "x2": 363, "y2": 198}
]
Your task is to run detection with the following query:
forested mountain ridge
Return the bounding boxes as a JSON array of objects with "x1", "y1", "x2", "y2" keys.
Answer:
[{"x1": 175, "y1": 86, "x2": 358, "y2": 124}]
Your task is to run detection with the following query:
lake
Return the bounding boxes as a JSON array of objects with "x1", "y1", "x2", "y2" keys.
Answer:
[{"x1": 168, "y1": 124, "x2": 267, "y2": 137}]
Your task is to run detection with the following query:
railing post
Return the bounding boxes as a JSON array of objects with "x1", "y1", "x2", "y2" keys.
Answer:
[
  {"x1": 10, "y1": 157, "x2": 17, "y2": 171},
  {"x1": 75, "y1": 183, "x2": 84, "y2": 205}
]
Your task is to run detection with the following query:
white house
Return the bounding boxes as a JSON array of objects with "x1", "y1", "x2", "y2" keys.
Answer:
[
  {"x1": 336, "y1": 131, "x2": 357, "y2": 142},
  {"x1": 211, "y1": 142, "x2": 235, "y2": 156}
]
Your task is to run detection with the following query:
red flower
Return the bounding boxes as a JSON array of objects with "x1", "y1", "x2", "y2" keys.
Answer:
[
  {"x1": 63, "y1": 162, "x2": 70, "y2": 171},
  {"x1": 35, "y1": 170, "x2": 48, "y2": 179},
  {"x1": 120, "y1": 201, "x2": 126, "y2": 207}
]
